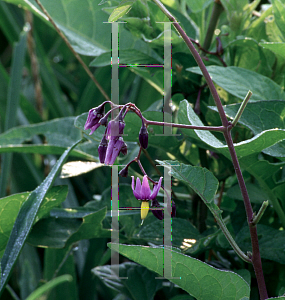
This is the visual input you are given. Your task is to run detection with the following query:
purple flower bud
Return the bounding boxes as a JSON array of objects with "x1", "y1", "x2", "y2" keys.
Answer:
[
  {"x1": 119, "y1": 166, "x2": 128, "y2": 177},
  {"x1": 139, "y1": 124, "x2": 148, "y2": 149},
  {"x1": 151, "y1": 198, "x2": 164, "y2": 220},
  {"x1": 98, "y1": 136, "x2": 108, "y2": 163},
  {"x1": 216, "y1": 37, "x2": 224, "y2": 56},
  {"x1": 99, "y1": 115, "x2": 108, "y2": 126},
  {"x1": 84, "y1": 105, "x2": 105, "y2": 135}
]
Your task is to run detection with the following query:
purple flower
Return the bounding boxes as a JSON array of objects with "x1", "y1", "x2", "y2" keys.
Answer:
[
  {"x1": 131, "y1": 175, "x2": 162, "y2": 220},
  {"x1": 84, "y1": 105, "x2": 105, "y2": 135},
  {"x1": 139, "y1": 124, "x2": 148, "y2": 149},
  {"x1": 104, "y1": 137, "x2": 125, "y2": 165},
  {"x1": 106, "y1": 119, "x2": 125, "y2": 140}
]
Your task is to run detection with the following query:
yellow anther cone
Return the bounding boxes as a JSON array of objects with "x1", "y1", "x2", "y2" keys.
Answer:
[{"x1": 141, "y1": 201, "x2": 149, "y2": 220}]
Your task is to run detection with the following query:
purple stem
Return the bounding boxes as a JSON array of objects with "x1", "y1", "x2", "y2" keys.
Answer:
[{"x1": 153, "y1": 1, "x2": 268, "y2": 298}]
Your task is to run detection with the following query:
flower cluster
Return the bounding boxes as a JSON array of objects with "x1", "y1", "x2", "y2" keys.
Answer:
[
  {"x1": 85, "y1": 103, "x2": 176, "y2": 222},
  {"x1": 84, "y1": 103, "x2": 148, "y2": 166}
]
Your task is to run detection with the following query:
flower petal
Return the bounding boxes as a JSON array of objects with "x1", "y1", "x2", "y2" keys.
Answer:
[
  {"x1": 109, "y1": 138, "x2": 124, "y2": 165},
  {"x1": 150, "y1": 177, "x2": 163, "y2": 200},
  {"x1": 131, "y1": 176, "x2": 141, "y2": 199},
  {"x1": 140, "y1": 175, "x2": 151, "y2": 200},
  {"x1": 104, "y1": 139, "x2": 115, "y2": 165}
]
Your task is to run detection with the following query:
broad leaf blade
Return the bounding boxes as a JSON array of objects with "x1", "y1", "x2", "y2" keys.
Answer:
[
  {"x1": 178, "y1": 100, "x2": 285, "y2": 158},
  {"x1": 0, "y1": 139, "x2": 82, "y2": 293},
  {"x1": 187, "y1": 66, "x2": 285, "y2": 100},
  {"x1": 108, "y1": 243, "x2": 250, "y2": 300}
]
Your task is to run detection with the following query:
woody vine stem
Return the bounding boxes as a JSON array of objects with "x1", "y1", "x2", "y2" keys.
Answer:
[{"x1": 152, "y1": 0, "x2": 268, "y2": 299}]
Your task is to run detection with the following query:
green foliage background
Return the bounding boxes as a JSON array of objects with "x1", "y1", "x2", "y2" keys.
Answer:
[{"x1": 0, "y1": 0, "x2": 285, "y2": 299}]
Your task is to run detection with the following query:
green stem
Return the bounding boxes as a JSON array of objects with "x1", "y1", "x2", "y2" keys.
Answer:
[
  {"x1": 232, "y1": 91, "x2": 252, "y2": 127},
  {"x1": 252, "y1": 201, "x2": 269, "y2": 226},
  {"x1": 202, "y1": 0, "x2": 224, "y2": 51},
  {"x1": 213, "y1": 210, "x2": 251, "y2": 263}
]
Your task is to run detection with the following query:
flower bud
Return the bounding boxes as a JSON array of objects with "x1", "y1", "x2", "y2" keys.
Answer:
[
  {"x1": 119, "y1": 166, "x2": 129, "y2": 177},
  {"x1": 139, "y1": 124, "x2": 148, "y2": 149},
  {"x1": 151, "y1": 198, "x2": 163, "y2": 220},
  {"x1": 98, "y1": 136, "x2": 108, "y2": 163}
]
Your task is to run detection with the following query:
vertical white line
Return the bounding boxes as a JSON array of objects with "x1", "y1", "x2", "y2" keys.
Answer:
[
  {"x1": 163, "y1": 22, "x2": 172, "y2": 136},
  {"x1": 163, "y1": 166, "x2": 172, "y2": 278}
]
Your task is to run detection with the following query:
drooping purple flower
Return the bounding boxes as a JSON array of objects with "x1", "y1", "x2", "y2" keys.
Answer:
[
  {"x1": 98, "y1": 135, "x2": 108, "y2": 163},
  {"x1": 104, "y1": 137, "x2": 125, "y2": 165},
  {"x1": 84, "y1": 104, "x2": 105, "y2": 135},
  {"x1": 139, "y1": 124, "x2": 148, "y2": 149},
  {"x1": 131, "y1": 176, "x2": 162, "y2": 219}
]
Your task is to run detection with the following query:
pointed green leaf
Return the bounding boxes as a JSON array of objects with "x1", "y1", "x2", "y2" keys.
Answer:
[
  {"x1": 0, "y1": 117, "x2": 96, "y2": 160},
  {"x1": 0, "y1": 186, "x2": 68, "y2": 254},
  {"x1": 187, "y1": 66, "x2": 285, "y2": 100},
  {"x1": 209, "y1": 100, "x2": 285, "y2": 157},
  {"x1": 108, "y1": 0, "x2": 135, "y2": 22},
  {"x1": 0, "y1": 139, "x2": 82, "y2": 294},
  {"x1": 108, "y1": 243, "x2": 250, "y2": 300},
  {"x1": 178, "y1": 100, "x2": 285, "y2": 158}
]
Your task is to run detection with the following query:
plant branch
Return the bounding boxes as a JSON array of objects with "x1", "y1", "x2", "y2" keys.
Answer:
[
  {"x1": 153, "y1": 1, "x2": 268, "y2": 298},
  {"x1": 223, "y1": 130, "x2": 268, "y2": 299},
  {"x1": 145, "y1": 120, "x2": 227, "y2": 132},
  {"x1": 34, "y1": 0, "x2": 111, "y2": 102},
  {"x1": 152, "y1": 0, "x2": 229, "y2": 127},
  {"x1": 202, "y1": 0, "x2": 224, "y2": 51}
]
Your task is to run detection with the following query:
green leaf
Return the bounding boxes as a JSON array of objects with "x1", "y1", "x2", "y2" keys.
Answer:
[
  {"x1": 185, "y1": 0, "x2": 212, "y2": 13},
  {"x1": 93, "y1": 262, "x2": 163, "y2": 300},
  {"x1": 90, "y1": 49, "x2": 163, "y2": 67},
  {"x1": 27, "y1": 218, "x2": 82, "y2": 248},
  {"x1": 3, "y1": 0, "x2": 111, "y2": 56},
  {"x1": 26, "y1": 275, "x2": 73, "y2": 300},
  {"x1": 187, "y1": 66, "x2": 285, "y2": 100},
  {"x1": 0, "y1": 117, "x2": 96, "y2": 160},
  {"x1": 108, "y1": 243, "x2": 250, "y2": 300},
  {"x1": 178, "y1": 100, "x2": 285, "y2": 159},
  {"x1": 236, "y1": 224, "x2": 285, "y2": 264},
  {"x1": 0, "y1": 139, "x2": 82, "y2": 294},
  {"x1": 209, "y1": 100, "x2": 285, "y2": 157},
  {"x1": 138, "y1": 218, "x2": 201, "y2": 248},
  {"x1": 108, "y1": 0, "x2": 135, "y2": 22},
  {"x1": 260, "y1": 42, "x2": 285, "y2": 59},
  {"x1": 0, "y1": 28, "x2": 27, "y2": 197},
  {"x1": 272, "y1": 0, "x2": 285, "y2": 39},
  {"x1": 227, "y1": 182, "x2": 268, "y2": 204},
  {"x1": 0, "y1": 186, "x2": 68, "y2": 254},
  {"x1": 28, "y1": 207, "x2": 110, "y2": 248},
  {"x1": 156, "y1": 160, "x2": 218, "y2": 204}
]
